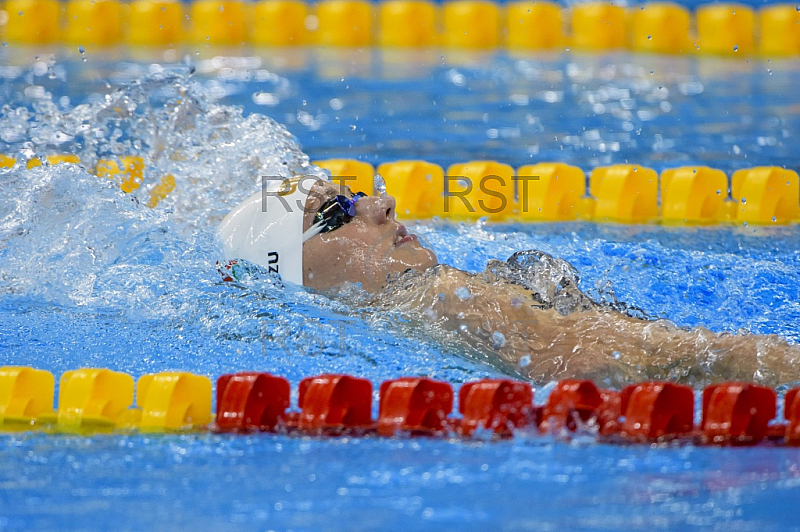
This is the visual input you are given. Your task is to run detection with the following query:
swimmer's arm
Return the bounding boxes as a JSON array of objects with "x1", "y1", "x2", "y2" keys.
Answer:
[
  {"x1": 400, "y1": 266, "x2": 800, "y2": 386},
  {"x1": 396, "y1": 265, "x2": 620, "y2": 380}
]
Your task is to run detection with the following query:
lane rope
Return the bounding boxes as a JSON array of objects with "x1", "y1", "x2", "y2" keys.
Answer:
[
  {"x1": 2, "y1": 366, "x2": 799, "y2": 445},
  {"x1": 3, "y1": 0, "x2": 798, "y2": 56},
  {"x1": 9, "y1": 155, "x2": 799, "y2": 225}
]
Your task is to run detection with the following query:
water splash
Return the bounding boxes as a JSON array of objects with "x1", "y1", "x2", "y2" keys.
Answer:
[{"x1": 0, "y1": 70, "x2": 493, "y2": 384}]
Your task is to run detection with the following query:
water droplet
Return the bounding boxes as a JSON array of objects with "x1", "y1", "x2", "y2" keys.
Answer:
[
  {"x1": 650, "y1": 70, "x2": 654, "y2": 75},
  {"x1": 349, "y1": 124, "x2": 356, "y2": 131},
  {"x1": 519, "y1": 355, "x2": 531, "y2": 367},
  {"x1": 455, "y1": 286, "x2": 472, "y2": 300},
  {"x1": 492, "y1": 331, "x2": 506, "y2": 349},
  {"x1": 733, "y1": 45, "x2": 739, "y2": 52},
  {"x1": 647, "y1": 35, "x2": 652, "y2": 40},
  {"x1": 373, "y1": 173, "x2": 387, "y2": 196},
  {"x1": 612, "y1": 351, "x2": 621, "y2": 360}
]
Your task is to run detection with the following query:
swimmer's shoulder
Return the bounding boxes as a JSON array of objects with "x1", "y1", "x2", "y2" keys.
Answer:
[{"x1": 378, "y1": 264, "x2": 472, "y2": 305}]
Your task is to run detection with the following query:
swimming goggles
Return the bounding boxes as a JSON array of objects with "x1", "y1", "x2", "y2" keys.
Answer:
[{"x1": 302, "y1": 191, "x2": 366, "y2": 242}]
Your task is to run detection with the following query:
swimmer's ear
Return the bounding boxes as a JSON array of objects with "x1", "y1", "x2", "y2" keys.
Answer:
[
  {"x1": 304, "y1": 180, "x2": 333, "y2": 216},
  {"x1": 304, "y1": 192, "x2": 322, "y2": 215}
]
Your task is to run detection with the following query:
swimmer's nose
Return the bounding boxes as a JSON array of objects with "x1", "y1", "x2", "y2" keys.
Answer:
[{"x1": 357, "y1": 194, "x2": 396, "y2": 225}]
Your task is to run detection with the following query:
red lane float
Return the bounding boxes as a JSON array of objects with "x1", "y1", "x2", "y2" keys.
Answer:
[
  {"x1": 215, "y1": 372, "x2": 290, "y2": 432},
  {"x1": 786, "y1": 389, "x2": 800, "y2": 445},
  {"x1": 378, "y1": 377, "x2": 454, "y2": 436},
  {"x1": 540, "y1": 379, "x2": 619, "y2": 434},
  {"x1": 298, "y1": 374, "x2": 373, "y2": 431},
  {"x1": 620, "y1": 382, "x2": 694, "y2": 440},
  {"x1": 458, "y1": 379, "x2": 535, "y2": 436},
  {"x1": 702, "y1": 382, "x2": 776, "y2": 445},
  {"x1": 541, "y1": 379, "x2": 602, "y2": 432}
]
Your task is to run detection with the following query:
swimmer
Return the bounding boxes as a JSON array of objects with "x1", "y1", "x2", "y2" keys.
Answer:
[{"x1": 219, "y1": 176, "x2": 800, "y2": 388}]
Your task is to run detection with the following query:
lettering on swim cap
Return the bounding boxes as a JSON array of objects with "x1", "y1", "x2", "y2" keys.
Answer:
[{"x1": 268, "y1": 251, "x2": 279, "y2": 274}]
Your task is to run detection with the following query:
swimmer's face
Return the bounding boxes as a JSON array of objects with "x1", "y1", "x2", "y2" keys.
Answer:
[{"x1": 303, "y1": 180, "x2": 438, "y2": 292}]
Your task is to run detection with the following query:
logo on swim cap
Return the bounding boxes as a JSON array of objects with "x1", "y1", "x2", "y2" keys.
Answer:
[{"x1": 277, "y1": 177, "x2": 301, "y2": 196}]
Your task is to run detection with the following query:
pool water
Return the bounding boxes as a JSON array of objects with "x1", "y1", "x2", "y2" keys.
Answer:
[{"x1": 1, "y1": 46, "x2": 800, "y2": 530}]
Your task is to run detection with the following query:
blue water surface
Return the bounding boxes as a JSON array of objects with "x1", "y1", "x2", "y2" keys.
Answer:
[{"x1": 1, "y1": 46, "x2": 800, "y2": 530}]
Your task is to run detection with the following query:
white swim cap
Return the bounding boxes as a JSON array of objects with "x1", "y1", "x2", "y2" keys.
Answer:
[{"x1": 219, "y1": 176, "x2": 323, "y2": 285}]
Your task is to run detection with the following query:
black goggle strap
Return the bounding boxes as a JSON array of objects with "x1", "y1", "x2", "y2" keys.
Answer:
[{"x1": 302, "y1": 192, "x2": 366, "y2": 243}]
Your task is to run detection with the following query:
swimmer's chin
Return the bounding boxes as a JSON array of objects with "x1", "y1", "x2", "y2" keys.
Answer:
[
  {"x1": 393, "y1": 223, "x2": 418, "y2": 246},
  {"x1": 305, "y1": 263, "x2": 438, "y2": 295}
]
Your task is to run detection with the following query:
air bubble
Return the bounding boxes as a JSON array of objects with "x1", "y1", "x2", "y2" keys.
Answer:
[
  {"x1": 492, "y1": 331, "x2": 506, "y2": 349},
  {"x1": 455, "y1": 286, "x2": 472, "y2": 300}
]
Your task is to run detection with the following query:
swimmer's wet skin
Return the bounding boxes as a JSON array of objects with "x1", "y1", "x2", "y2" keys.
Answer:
[{"x1": 220, "y1": 176, "x2": 800, "y2": 388}]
